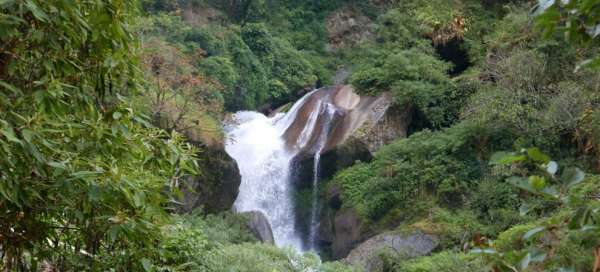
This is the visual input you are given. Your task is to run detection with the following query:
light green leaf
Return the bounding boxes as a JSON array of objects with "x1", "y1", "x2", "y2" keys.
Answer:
[
  {"x1": 47, "y1": 161, "x2": 67, "y2": 170},
  {"x1": 21, "y1": 129, "x2": 34, "y2": 143},
  {"x1": 470, "y1": 248, "x2": 497, "y2": 254},
  {"x1": 519, "y1": 202, "x2": 536, "y2": 216},
  {"x1": 490, "y1": 151, "x2": 526, "y2": 165},
  {"x1": 1, "y1": 126, "x2": 21, "y2": 144},
  {"x1": 520, "y1": 252, "x2": 531, "y2": 270},
  {"x1": 581, "y1": 225, "x2": 598, "y2": 232},
  {"x1": 141, "y1": 258, "x2": 152, "y2": 272},
  {"x1": 0, "y1": 80, "x2": 22, "y2": 95},
  {"x1": 113, "y1": 111, "x2": 123, "y2": 120},
  {"x1": 527, "y1": 147, "x2": 550, "y2": 163},
  {"x1": 25, "y1": 0, "x2": 49, "y2": 22},
  {"x1": 529, "y1": 176, "x2": 546, "y2": 190},
  {"x1": 508, "y1": 176, "x2": 535, "y2": 192},
  {"x1": 561, "y1": 167, "x2": 585, "y2": 188},
  {"x1": 523, "y1": 226, "x2": 546, "y2": 240}
]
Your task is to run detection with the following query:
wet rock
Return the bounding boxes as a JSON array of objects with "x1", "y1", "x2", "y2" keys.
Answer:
[
  {"x1": 344, "y1": 231, "x2": 439, "y2": 272},
  {"x1": 282, "y1": 85, "x2": 409, "y2": 156},
  {"x1": 332, "y1": 209, "x2": 363, "y2": 259},
  {"x1": 242, "y1": 211, "x2": 275, "y2": 244},
  {"x1": 179, "y1": 146, "x2": 241, "y2": 213}
]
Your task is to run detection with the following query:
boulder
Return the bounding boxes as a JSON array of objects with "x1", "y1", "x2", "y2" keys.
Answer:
[
  {"x1": 282, "y1": 85, "x2": 409, "y2": 156},
  {"x1": 331, "y1": 208, "x2": 363, "y2": 259},
  {"x1": 344, "y1": 231, "x2": 439, "y2": 272},
  {"x1": 179, "y1": 146, "x2": 241, "y2": 213},
  {"x1": 242, "y1": 211, "x2": 275, "y2": 244}
]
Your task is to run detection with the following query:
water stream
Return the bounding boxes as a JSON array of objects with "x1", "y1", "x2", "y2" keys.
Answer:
[{"x1": 225, "y1": 90, "x2": 338, "y2": 252}]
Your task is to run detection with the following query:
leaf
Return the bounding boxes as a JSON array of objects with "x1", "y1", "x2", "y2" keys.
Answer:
[
  {"x1": 581, "y1": 225, "x2": 599, "y2": 232},
  {"x1": 470, "y1": 248, "x2": 497, "y2": 254},
  {"x1": 561, "y1": 167, "x2": 585, "y2": 188},
  {"x1": 587, "y1": 24, "x2": 600, "y2": 38},
  {"x1": 575, "y1": 57, "x2": 600, "y2": 72},
  {"x1": 490, "y1": 151, "x2": 526, "y2": 165},
  {"x1": 529, "y1": 176, "x2": 546, "y2": 191},
  {"x1": 0, "y1": 80, "x2": 22, "y2": 95},
  {"x1": 133, "y1": 191, "x2": 145, "y2": 207},
  {"x1": 546, "y1": 161, "x2": 558, "y2": 175},
  {"x1": 557, "y1": 267, "x2": 576, "y2": 272},
  {"x1": 533, "y1": 0, "x2": 557, "y2": 16},
  {"x1": 569, "y1": 207, "x2": 589, "y2": 229},
  {"x1": 527, "y1": 148, "x2": 550, "y2": 163},
  {"x1": 113, "y1": 111, "x2": 123, "y2": 120},
  {"x1": 529, "y1": 249, "x2": 546, "y2": 262},
  {"x1": 520, "y1": 251, "x2": 532, "y2": 270},
  {"x1": 0, "y1": 126, "x2": 21, "y2": 144},
  {"x1": 508, "y1": 176, "x2": 538, "y2": 193},
  {"x1": 70, "y1": 170, "x2": 103, "y2": 179},
  {"x1": 519, "y1": 202, "x2": 536, "y2": 216},
  {"x1": 523, "y1": 226, "x2": 546, "y2": 240},
  {"x1": 21, "y1": 129, "x2": 34, "y2": 143},
  {"x1": 141, "y1": 258, "x2": 152, "y2": 272},
  {"x1": 88, "y1": 185, "x2": 101, "y2": 202},
  {"x1": 540, "y1": 185, "x2": 559, "y2": 198},
  {"x1": 538, "y1": 0, "x2": 556, "y2": 11},
  {"x1": 25, "y1": 0, "x2": 49, "y2": 22},
  {"x1": 47, "y1": 161, "x2": 67, "y2": 170}
]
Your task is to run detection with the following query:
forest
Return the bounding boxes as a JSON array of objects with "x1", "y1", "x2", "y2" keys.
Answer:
[{"x1": 1, "y1": 0, "x2": 600, "y2": 271}]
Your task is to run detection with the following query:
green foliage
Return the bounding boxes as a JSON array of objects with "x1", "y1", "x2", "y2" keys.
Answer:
[
  {"x1": 534, "y1": 0, "x2": 600, "y2": 71},
  {"x1": 474, "y1": 149, "x2": 600, "y2": 271},
  {"x1": 138, "y1": 4, "x2": 329, "y2": 111},
  {"x1": 349, "y1": 5, "x2": 467, "y2": 128},
  {"x1": 0, "y1": 0, "x2": 198, "y2": 270},
  {"x1": 335, "y1": 122, "x2": 511, "y2": 221},
  {"x1": 469, "y1": 179, "x2": 525, "y2": 235},
  {"x1": 391, "y1": 251, "x2": 485, "y2": 272}
]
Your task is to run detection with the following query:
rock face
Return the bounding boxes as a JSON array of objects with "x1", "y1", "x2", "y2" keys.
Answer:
[
  {"x1": 282, "y1": 85, "x2": 407, "y2": 156},
  {"x1": 242, "y1": 211, "x2": 275, "y2": 244},
  {"x1": 282, "y1": 85, "x2": 412, "y2": 255},
  {"x1": 344, "y1": 231, "x2": 439, "y2": 272},
  {"x1": 179, "y1": 146, "x2": 241, "y2": 213},
  {"x1": 326, "y1": 8, "x2": 374, "y2": 51},
  {"x1": 331, "y1": 208, "x2": 364, "y2": 259}
]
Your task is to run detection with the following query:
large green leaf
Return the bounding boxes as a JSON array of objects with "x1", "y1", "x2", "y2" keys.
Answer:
[
  {"x1": 523, "y1": 226, "x2": 546, "y2": 240},
  {"x1": 561, "y1": 167, "x2": 585, "y2": 188},
  {"x1": 526, "y1": 148, "x2": 550, "y2": 163}
]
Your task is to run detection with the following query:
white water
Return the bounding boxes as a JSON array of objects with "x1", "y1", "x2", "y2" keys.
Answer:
[
  {"x1": 307, "y1": 102, "x2": 336, "y2": 251},
  {"x1": 225, "y1": 90, "x2": 340, "y2": 252},
  {"x1": 225, "y1": 111, "x2": 304, "y2": 249}
]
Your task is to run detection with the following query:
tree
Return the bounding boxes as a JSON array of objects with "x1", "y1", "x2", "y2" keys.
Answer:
[
  {"x1": 535, "y1": 0, "x2": 600, "y2": 70},
  {"x1": 0, "y1": 1, "x2": 196, "y2": 270}
]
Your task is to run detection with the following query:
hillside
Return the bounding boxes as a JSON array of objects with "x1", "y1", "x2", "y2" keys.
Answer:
[{"x1": 1, "y1": 0, "x2": 600, "y2": 271}]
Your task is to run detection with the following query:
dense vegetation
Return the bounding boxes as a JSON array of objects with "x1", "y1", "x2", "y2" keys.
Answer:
[{"x1": 1, "y1": 0, "x2": 599, "y2": 271}]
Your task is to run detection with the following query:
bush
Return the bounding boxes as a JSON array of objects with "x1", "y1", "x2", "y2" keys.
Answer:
[
  {"x1": 391, "y1": 251, "x2": 485, "y2": 272},
  {"x1": 334, "y1": 122, "x2": 503, "y2": 221}
]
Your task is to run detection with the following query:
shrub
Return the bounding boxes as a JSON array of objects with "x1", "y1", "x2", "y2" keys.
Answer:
[{"x1": 391, "y1": 251, "x2": 485, "y2": 272}]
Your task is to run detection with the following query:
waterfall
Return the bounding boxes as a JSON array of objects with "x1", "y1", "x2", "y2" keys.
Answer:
[
  {"x1": 225, "y1": 86, "x2": 370, "y2": 253},
  {"x1": 307, "y1": 102, "x2": 336, "y2": 251},
  {"x1": 225, "y1": 110, "x2": 304, "y2": 250}
]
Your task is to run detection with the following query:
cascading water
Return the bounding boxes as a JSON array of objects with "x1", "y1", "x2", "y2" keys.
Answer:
[
  {"x1": 225, "y1": 87, "x2": 356, "y2": 252},
  {"x1": 225, "y1": 111, "x2": 304, "y2": 250},
  {"x1": 225, "y1": 91, "x2": 320, "y2": 251},
  {"x1": 307, "y1": 102, "x2": 337, "y2": 251}
]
